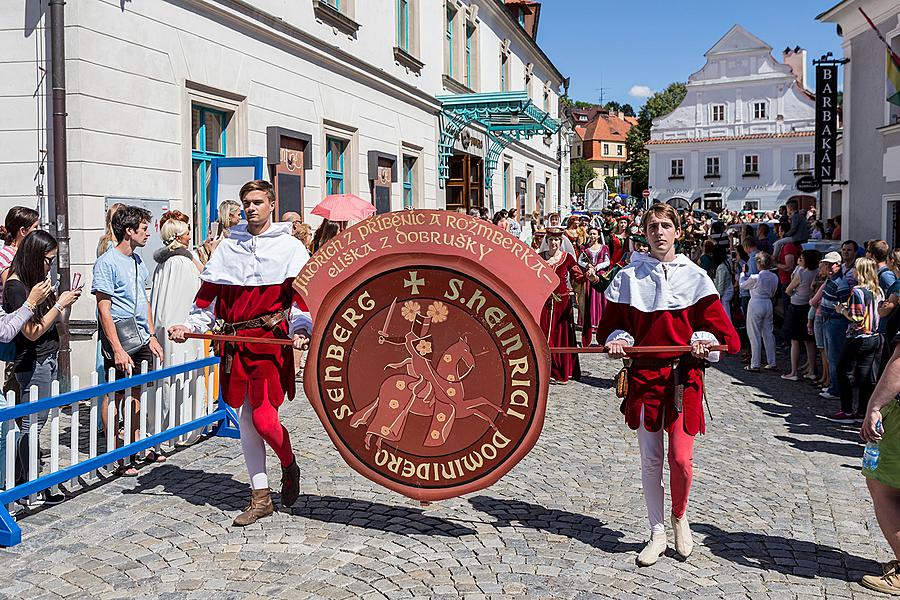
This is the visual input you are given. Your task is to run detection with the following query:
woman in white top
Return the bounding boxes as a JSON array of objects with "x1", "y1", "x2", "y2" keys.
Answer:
[
  {"x1": 783, "y1": 250, "x2": 821, "y2": 381},
  {"x1": 150, "y1": 213, "x2": 204, "y2": 448},
  {"x1": 739, "y1": 251, "x2": 779, "y2": 371}
]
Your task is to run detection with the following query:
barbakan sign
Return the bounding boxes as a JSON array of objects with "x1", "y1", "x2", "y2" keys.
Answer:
[{"x1": 815, "y1": 64, "x2": 839, "y2": 183}]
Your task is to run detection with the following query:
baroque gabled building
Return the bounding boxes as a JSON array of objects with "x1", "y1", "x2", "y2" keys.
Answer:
[{"x1": 647, "y1": 25, "x2": 817, "y2": 213}]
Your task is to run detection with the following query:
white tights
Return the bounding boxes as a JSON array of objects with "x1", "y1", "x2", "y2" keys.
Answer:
[
  {"x1": 637, "y1": 417, "x2": 666, "y2": 534},
  {"x1": 238, "y1": 399, "x2": 268, "y2": 490}
]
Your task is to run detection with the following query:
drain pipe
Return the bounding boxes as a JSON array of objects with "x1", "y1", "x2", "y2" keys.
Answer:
[{"x1": 49, "y1": 0, "x2": 72, "y2": 383}]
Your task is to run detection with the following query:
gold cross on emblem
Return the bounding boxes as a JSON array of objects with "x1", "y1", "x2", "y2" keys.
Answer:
[{"x1": 404, "y1": 271, "x2": 425, "y2": 295}]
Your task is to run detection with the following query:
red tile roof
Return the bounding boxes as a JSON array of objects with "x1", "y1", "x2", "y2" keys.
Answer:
[
  {"x1": 645, "y1": 131, "x2": 815, "y2": 145},
  {"x1": 582, "y1": 113, "x2": 633, "y2": 143}
]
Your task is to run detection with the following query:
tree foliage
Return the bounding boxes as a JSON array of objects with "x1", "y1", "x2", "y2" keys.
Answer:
[
  {"x1": 622, "y1": 82, "x2": 687, "y2": 195},
  {"x1": 570, "y1": 159, "x2": 595, "y2": 194},
  {"x1": 605, "y1": 176, "x2": 618, "y2": 193}
]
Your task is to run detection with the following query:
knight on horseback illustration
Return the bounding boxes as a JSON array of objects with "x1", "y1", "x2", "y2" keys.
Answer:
[{"x1": 349, "y1": 298, "x2": 500, "y2": 450}]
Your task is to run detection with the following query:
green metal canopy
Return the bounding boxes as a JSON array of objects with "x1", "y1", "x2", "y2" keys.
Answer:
[{"x1": 436, "y1": 91, "x2": 562, "y2": 192}]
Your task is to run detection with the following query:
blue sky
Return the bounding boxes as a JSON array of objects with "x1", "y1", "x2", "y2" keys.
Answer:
[{"x1": 537, "y1": 0, "x2": 844, "y2": 107}]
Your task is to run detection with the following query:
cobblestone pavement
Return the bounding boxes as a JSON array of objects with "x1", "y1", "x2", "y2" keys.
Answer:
[{"x1": 0, "y1": 353, "x2": 894, "y2": 599}]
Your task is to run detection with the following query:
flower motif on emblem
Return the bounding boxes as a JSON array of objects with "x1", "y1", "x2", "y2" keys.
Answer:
[
  {"x1": 416, "y1": 339, "x2": 432, "y2": 355},
  {"x1": 401, "y1": 301, "x2": 421, "y2": 322},
  {"x1": 427, "y1": 301, "x2": 449, "y2": 323}
]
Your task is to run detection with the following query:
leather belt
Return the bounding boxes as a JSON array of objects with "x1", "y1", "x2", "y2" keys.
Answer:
[{"x1": 213, "y1": 311, "x2": 286, "y2": 373}]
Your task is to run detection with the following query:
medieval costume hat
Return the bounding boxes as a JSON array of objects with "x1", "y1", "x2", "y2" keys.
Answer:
[{"x1": 539, "y1": 226, "x2": 577, "y2": 257}]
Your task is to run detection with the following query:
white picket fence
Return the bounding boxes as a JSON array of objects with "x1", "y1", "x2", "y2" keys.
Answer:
[{"x1": 0, "y1": 350, "x2": 233, "y2": 546}]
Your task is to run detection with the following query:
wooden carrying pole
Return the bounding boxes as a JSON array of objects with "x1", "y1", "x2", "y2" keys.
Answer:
[
  {"x1": 183, "y1": 333, "x2": 724, "y2": 355},
  {"x1": 183, "y1": 333, "x2": 296, "y2": 346},
  {"x1": 551, "y1": 345, "x2": 727, "y2": 354}
]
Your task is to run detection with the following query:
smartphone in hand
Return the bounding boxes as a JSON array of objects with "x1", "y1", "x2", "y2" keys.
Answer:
[{"x1": 71, "y1": 272, "x2": 83, "y2": 291}]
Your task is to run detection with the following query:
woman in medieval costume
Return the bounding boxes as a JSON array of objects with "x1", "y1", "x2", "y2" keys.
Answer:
[
  {"x1": 609, "y1": 214, "x2": 631, "y2": 267},
  {"x1": 539, "y1": 227, "x2": 585, "y2": 383},
  {"x1": 578, "y1": 226, "x2": 611, "y2": 347}
]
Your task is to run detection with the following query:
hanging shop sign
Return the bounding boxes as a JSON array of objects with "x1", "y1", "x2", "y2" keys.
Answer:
[{"x1": 814, "y1": 63, "x2": 839, "y2": 184}]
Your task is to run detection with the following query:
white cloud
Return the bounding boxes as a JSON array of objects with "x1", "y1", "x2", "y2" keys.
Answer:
[{"x1": 629, "y1": 85, "x2": 654, "y2": 98}]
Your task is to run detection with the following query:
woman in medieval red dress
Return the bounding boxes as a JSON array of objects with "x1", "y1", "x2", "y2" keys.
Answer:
[
  {"x1": 609, "y1": 215, "x2": 631, "y2": 267},
  {"x1": 578, "y1": 226, "x2": 611, "y2": 347},
  {"x1": 539, "y1": 227, "x2": 585, "y2": 384}
]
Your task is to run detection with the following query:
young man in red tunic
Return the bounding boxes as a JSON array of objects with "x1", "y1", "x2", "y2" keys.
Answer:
[
  {"x1": 168, "y1": 180, "x2": 311, "y2": 526},
  {"x1": 593, "y1": 204, "x2": 740, "y2": 566}
]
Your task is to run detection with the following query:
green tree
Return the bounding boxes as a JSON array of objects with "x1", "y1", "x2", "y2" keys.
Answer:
[
  {"x1": 621, "y1": 103, "x2": 636, "y2": 117},
  {"x1": 622, "y1": 82, "x2": 687, "y2": 195},
  {"x1": 570, "y1": 159, "x2": 595, "y2": 194},
  {"x1": 605, "y1": 176, "x2": 618, "y2": 193}
]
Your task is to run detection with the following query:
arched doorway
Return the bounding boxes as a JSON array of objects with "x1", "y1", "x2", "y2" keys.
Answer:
[{"x1": 666, "y1": 197, "x2": 690, "y2": 211}]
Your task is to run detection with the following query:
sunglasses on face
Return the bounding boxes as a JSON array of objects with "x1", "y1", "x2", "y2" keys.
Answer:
[{"x1": 44, "y1": 256, "x2": 56, "y2": 266}]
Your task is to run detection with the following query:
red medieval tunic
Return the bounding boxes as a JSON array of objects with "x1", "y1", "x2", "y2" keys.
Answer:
[
  {"x1": 539, "y1": 251, "x2": 585, "y2": 382},
  {"x1": 595, "y1": 252, "x2": 740, "y2": 435},
  {"x1": 609, "y1": 233, "x2": 629, "y2": 267},
  {"x1": 184, "y1": 222, "x2": 311, "y2": 410}
]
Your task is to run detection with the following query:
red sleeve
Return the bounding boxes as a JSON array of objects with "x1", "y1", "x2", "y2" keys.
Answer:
[
  {"x1": 568, "y1": 255, "x2": 585, "y2": 284},
  {"x1": 595, "y1": 301, "x2": 632, "y2": 346},
  {"x1": 691, "y1": 294, "x2": 741, "y2": 354},
  {"x1": 195, "y1": 281, "x2": 220, "y2": 309}
]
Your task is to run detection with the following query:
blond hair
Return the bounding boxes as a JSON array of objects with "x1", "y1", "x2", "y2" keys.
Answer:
[
  {"x1": 96, "y1": 202, "x2": 125, "y2": 257},
  {"x1": 160, "y1": 218, "x2": 190, "y2": 251},
  {"x1": 217, "y1": 200, "x2": 242, "y2": 233},
  {"x1": 854, "y1": 257, "x2": 883, "y2": 299}
]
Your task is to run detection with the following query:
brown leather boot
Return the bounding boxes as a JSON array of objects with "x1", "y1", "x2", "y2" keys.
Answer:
[
  {"x1": 232, "y1": 488, "x2": 274, "y2": 527},
  {"x1": 280, "y1": 458, "x2": 301, "y2": 508}
]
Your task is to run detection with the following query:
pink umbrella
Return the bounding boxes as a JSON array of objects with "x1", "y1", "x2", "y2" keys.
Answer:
[{"x1": 311, "y1": 194, "x2": 376, "y2": 222}]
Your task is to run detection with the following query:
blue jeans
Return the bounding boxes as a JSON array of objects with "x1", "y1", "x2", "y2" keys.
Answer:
[
  {"x1": 15, "y1": 355, "x2": 58, "y2": 484},
  {"x1": 822, "y1": 316, "x2": 847, "y2": 397}
]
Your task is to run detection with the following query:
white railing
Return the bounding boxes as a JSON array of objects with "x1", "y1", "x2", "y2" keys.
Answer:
[{"x1": 0, "y1": 350, "x2": 236, "y2": 547}]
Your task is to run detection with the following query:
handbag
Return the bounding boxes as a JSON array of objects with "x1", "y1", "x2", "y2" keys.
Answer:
[
  {"x1": 0, "y1": 341, "x2": 15, "y2": 362},
  {"x1": 100, "y1": 255, "x2": 146, "y2": 360}
]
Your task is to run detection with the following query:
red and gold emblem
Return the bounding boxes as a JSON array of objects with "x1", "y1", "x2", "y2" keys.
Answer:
[{"x1": 296, "y1": 211, "x2": 555, "y2": 502}]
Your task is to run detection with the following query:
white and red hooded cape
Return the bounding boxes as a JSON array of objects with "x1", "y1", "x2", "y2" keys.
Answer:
[
  {"x1": 184, "y1": 222, "x2": 311, "y2": 409},
  {"x1": 595, "y1": 252, "x2": 740, "y2": 435}
]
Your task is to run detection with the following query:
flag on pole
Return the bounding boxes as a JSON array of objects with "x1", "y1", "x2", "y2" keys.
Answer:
[
  {"x1": 860, "y1": 7, "x2": 900, "y2": 106},
  {"x1": 889, "y1": 50, "x2": 900, "y2": 107}
]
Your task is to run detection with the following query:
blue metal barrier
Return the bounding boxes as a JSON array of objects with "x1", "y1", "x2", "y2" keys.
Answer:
[{"x1": 0, "y1": 356, "x2": 233, "y2": 547}]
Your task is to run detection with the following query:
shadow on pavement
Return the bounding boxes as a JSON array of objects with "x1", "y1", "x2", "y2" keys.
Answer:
[
  {"x1": 717, "y1": 358, "x2": 865, "y2": 459},
  {"x1": 694, "y1": 522, "x2": 879, "y2": 581},
  {"x1": 290, "y1": 494, "x2": 476, "y2": 537},
  {"x1": 468, "y1": 495, "x2": 642, "y2": 554},
  {"x1": 123, "y1": 465, "x2": 476, "y2": 536}
]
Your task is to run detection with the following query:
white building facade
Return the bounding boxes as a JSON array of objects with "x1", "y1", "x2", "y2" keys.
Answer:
[
  {"x1": 647, "y1": 26, "x2": 817, "y2": 213},
  {"x1": 0, "y1": 0, "x2": 566, "y2": 378},
  {"x1": 819, "y1": 0, "x2": 900, "y2": 246}
]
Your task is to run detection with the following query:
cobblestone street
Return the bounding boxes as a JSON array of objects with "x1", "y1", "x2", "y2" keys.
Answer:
[{"x1": 0, "y1": 353, "x2": 893, "y2": 599}]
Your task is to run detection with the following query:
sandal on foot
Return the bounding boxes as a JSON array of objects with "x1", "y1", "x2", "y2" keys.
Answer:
[
  {"x1": 143, "y1": 450, "x2": 167, "y2": 463},
  {"x1": 115, "y1": 464, "x2": 139, "y2": 477}
]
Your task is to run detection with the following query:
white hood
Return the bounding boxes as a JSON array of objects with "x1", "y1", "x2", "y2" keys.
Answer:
[
  {"x1": 605, "y1": 252, "x2": 718, "y2": 313},
  {"x1": 201, "y1": 222, "x2": 309, "y2": 286}
]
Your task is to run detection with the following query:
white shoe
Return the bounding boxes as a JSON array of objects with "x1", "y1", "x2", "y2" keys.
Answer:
[
  {"x1": 636, "y1": 531, "x2": 667, "y2": 566},
  {"x1": 672, "y1": 513, "x2": 694, "y2": 558}
]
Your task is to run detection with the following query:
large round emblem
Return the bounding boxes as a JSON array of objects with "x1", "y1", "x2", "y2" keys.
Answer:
[{"x1": 304, "y1": 256, "x2": 550, "y2": 502}]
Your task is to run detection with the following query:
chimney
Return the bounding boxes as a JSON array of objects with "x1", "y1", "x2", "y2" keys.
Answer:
[{"x1": 782, "y1": 47, "x2": 808, "y2": 90}]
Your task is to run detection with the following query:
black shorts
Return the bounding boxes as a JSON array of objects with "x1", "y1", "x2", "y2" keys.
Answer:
[
  {"x1": 102, "y1": 342, "x2": 156, "y2": 384},
  {"x1": 786, "y1": 303, "x2": 811, "y2": 341}
]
